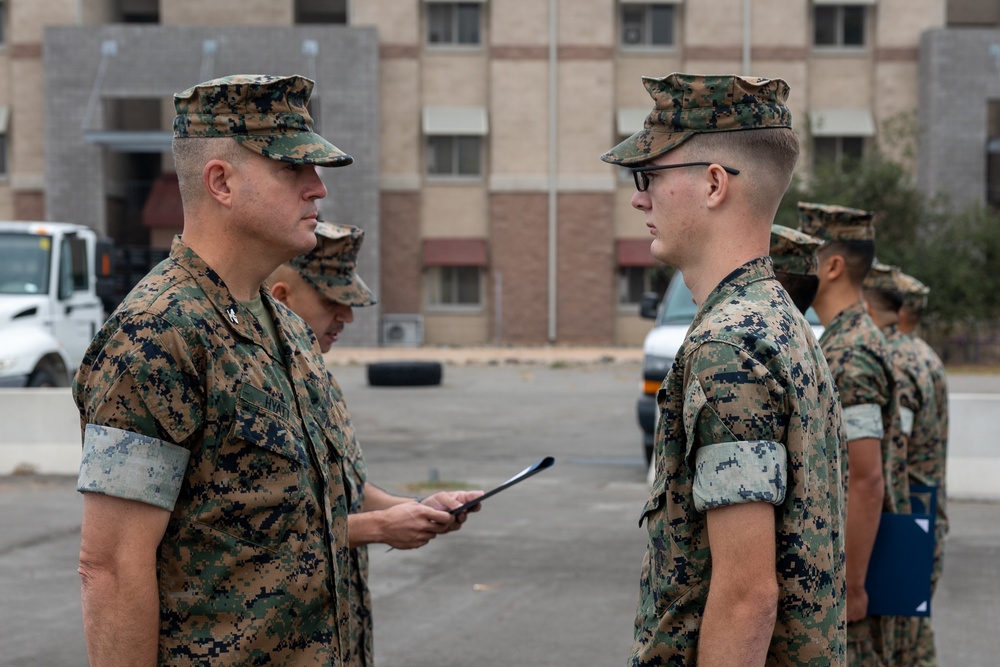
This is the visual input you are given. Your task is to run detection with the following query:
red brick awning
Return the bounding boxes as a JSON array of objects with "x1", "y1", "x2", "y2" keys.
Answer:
[
  {"x1": 616, "y1": 239, "x2": 656, "y2": 267},
  {"x1": 423, "y1": 238, "x2": 488, "y2": 266},
  {"x1": 142, "y1": 173, "x2": 184, "y2": 230}
]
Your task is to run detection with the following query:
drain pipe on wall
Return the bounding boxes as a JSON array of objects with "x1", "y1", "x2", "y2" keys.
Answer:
[
  {"x1": 547, "y1": 0, "x2": 559, "y2": 343},
  {"x1": 742, "y1": 0, "x2": 751, "y2": 75}
]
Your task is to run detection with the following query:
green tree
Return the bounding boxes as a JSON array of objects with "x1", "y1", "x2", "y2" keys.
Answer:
[{"x1": 776, "y1": 130, "x2": 1000, "y2": 347}]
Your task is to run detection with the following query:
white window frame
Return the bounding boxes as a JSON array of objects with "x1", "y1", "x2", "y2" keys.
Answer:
[
  {"x1": 425, "y1": 265, "x2": 484, "y2": 311},
  {"x1": 812, "y1": 3, "x2": 868, "y2": 50},
  {"x1": 619, "y1": 1, "x2": 678, "y2": 50},
  {"x1": 426, "y1": 1, "x2": 484, "y2": 48}
]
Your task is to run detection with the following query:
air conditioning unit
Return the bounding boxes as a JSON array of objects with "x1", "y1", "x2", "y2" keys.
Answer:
[{"x1": 381, "y1": 314, "x2": 424, "y2": 347}]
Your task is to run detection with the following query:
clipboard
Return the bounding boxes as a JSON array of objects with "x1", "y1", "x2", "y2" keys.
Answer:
[
  {"x1": 864, "y1": 485, "x2": 937, "y2": 617},
  {"x1": 449, "y1": 456, "x2": 555, "y2": 515}
]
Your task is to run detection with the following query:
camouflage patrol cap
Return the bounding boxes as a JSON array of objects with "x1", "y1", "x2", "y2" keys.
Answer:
[
  {"x1": 770, "y1": 224, "x2": 823, "y2": 276},
  {"x1": 797, "y1": 202, "x2": 875, "y2": 242},
  {"x1": 896, "y1": 271, "x2": 930, "y2": 311},
  {"x1": 863, "y1": 262, "x2": 901, "y2": 292},
  {"x1": 173, "y1": 74, "x2": 353, "y2": 167},
  {"x1": 288, "y1": 222, "x2": 377, "y2": 307},
  {"x1": 600, "y1": 73, "x2": 792, "y2": 167}
]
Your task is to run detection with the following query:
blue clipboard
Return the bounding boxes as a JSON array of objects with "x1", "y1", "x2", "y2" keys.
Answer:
[{"x1": 864, "y1": 485, "x2": 937, "y2": 617}]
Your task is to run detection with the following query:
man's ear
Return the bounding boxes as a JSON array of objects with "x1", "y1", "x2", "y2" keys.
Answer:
[
  {"x1": 821, "y1": 254, "x2": 845, "y2": 281},
  {"x1": 203, "y1": 159, "x2": 234, "y2": 208},
  {"x1": 269, "y1": 281, "x2": 290, "y2": 304},
  {"x1": 704, "y1": 164, "x2": 730, "y2": 210}
]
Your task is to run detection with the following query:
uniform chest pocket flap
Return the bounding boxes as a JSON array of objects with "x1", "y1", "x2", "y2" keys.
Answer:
[
  {"x1": 232, "y1": 383, "x2": 310, "y2": 466},
  {"x1": 640, "y1": 474, "x2": 667, "y2": 527}
]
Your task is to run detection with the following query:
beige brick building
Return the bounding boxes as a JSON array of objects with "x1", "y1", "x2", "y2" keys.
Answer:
[{"x1": 0, "y1": 0, "x2": 948, "y2": 346}]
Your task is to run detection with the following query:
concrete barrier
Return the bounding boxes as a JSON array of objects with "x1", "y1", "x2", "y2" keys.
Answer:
[
  {"x1": 945, "y1": 393, "x2": 1000, "y2": 501},
  {"x1": 0, "y1": 388, "x2": 81, "y2": 475},
  {"x1": 1, "y1": 387, "x2": 999, "y2": 499}
]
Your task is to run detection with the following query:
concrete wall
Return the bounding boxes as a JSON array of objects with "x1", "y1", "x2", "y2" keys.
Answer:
[
  {"x1": 918, "y1": 28, "x2": 1000, "y2": 209},
  {"x1": 4, "y1": 388, "x2": 997, "y2": 502}
]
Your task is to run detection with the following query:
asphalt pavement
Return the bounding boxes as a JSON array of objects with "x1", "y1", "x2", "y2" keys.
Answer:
[{"x1": 1, "y1": 361, "x2": 998, "y2": 665}]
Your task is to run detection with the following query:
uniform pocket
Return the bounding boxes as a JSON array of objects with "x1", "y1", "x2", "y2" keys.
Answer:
[
  {"x1": 232, "y1": 382, "x2": 309, "y2": 465},
  {"x1": 202, "y1": 383, "x2": 313, "y2": 551}
]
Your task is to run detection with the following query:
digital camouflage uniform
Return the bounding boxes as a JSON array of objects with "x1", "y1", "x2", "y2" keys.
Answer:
[
  {"x1": 801, "y1": 205, "x2": 910, "y2": 667},
  {"x1": 75, "y1": 74, "x2": 357, "y2": 666},
  {"x1": 632, "y1": 258, "x2": 846, "y2": 665},
  {"x1": 602, "y1": 73, "x2": 846, "y2": 666},
  {"x1": 769, "y1": 225, "x2": 822, "y2": 278},
  {"x1": 75, "y1": 239, "x2": 353, "y2": 665},
  {"x1": 287, "y1": 222, "x2": 379, "y2": 667},
  {"x1": 329, "y1": 374, "x2": 372, "y2": 667},
  {"x1": 888, "y1": 273, "x2": 949, "y2": 667}
]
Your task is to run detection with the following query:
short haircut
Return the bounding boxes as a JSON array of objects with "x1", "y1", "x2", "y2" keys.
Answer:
[
  {"x1": 680, "y1": 127, "x2": 800, "y2": 213},
  {"x1": 864, "y1": 287, "x2": 904, "y2": 314},
  {"x1": 171, "y1": 136, "x2": 248, "y2": 207},
  {"x1": 819, "y1": 239, "x2": 875, "y2": 285}
]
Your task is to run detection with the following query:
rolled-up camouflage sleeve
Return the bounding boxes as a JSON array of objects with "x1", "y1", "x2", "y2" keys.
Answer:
[
  {"x1": 74, "y1": 312, "x2": 204, "y2": 508},
  {"x1": 78, "y1": 424, "x2": 190, "y2": 510},
  {"x1": 842, "y1": 403, "x2": 884, "y2": 441},
  {"x1": 684, "y1": 341, "x2": 789, "y2": 512}
]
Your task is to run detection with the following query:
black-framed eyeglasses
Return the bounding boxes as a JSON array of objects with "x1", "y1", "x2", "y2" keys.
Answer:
[{"x1": 631, "y1": 162, "x2": 741, "y2": 192}]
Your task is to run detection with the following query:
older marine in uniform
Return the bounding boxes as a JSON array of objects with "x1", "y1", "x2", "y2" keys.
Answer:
[
  {"x1": 799, "y1": 203, "x2": 909, "y2": 667},
  {"x1": 602, "y1": 73, "x2": 846, "y2": 666},
  {"x1": 268, "y1": 222, "x2": 482, "y2": 666},
  {"x1": 75, "y1": 75, "x2": 355, "y2": 666}
]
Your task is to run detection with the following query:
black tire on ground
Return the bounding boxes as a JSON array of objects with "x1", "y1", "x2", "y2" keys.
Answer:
[
  {"x1": 27, "y1": 368, "x2": 59, "y2": 388},
  {"x1": 367, "y1": 361, "x2": 443, "y2": 387}
]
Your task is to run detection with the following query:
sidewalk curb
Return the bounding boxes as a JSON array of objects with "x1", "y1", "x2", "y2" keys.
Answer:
[{"x1": 324, "y1": 346, "x2": 644, "y2": 367}]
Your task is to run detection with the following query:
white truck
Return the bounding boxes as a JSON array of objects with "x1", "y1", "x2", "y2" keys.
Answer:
[{"x1": 0, "y1": 221, "x2": 108, "y2": 387}]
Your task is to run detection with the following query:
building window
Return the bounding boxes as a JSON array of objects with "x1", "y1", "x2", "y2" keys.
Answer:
[
  {"x1": 117, "y1": 0, "x2": 160, "y2": 23},
  {"x1": 427, "y1": 3, "x2": 482, "y2": 46},
  {"x1": 427, "y1": 136, "x2": 482, "y2": 177},
  {"x1": 620, "y1": 3, "x2": 676, "y2": 48},
  {"x1": 295, "y1": 0, "x2": 347, "y2": 23},
  {"x1": 427, "y1": 266, "x2": 482, "y2": 307},
  {"x1": 813, "y1": 5, "x2": 866, "y2": 48},
  {"x1": 618, "y1": 267, "x2": 656, "y2": 305},
  {"x1": 58, "y1": 235, "x2": 90, "y2": 300},
  {"x1": 813, "y1": 136, "x2": 864, "y2": 170}
]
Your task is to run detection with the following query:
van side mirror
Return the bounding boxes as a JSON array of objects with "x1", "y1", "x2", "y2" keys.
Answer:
[{"x1": 639, "y1": 291, "x2": 660, "y2": 320}]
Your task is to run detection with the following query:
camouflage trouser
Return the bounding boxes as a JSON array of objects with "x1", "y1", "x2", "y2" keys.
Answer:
[
  {"x1": 892, "y1": 617, "x2": 936, "y2": 667},
  {"x1": 847, "y1": 617, "x2": 894, "y2": 667}
]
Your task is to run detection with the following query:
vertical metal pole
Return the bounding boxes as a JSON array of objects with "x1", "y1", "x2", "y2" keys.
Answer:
[
  {"x1": 742, "y1": 0, "x2": 752, "y2": 75},
  {"x1": 548, "y1": 0, "x2": 558, "y2": 342},
  {"x1": 494, "y1": 270, "x2": 503, "y2": 345}
]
